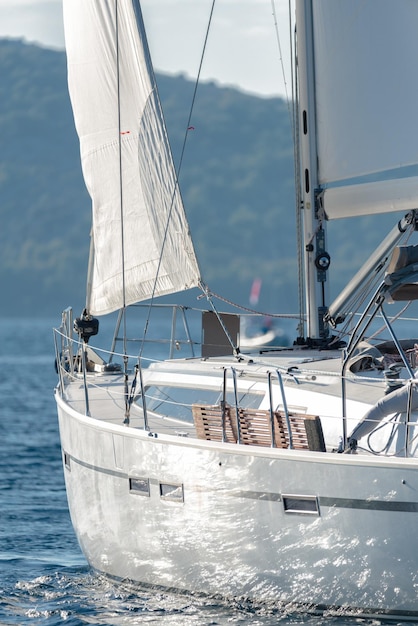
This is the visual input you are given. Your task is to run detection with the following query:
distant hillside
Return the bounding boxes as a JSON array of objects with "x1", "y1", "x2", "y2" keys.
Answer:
[{"x1": 0, "y1": 39, "x2": 400, "y2": 319}]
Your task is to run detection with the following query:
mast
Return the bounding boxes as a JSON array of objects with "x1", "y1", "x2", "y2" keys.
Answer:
[{"x1": 295, "y1": 0, "x2": 330, "y2": 342}]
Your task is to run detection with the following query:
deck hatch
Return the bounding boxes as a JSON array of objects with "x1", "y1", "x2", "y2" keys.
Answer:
[
  {"x1": 129, "y1": 477, "x2": 150, "y2": 496},
  {"x1": 282, "y1": 494, "x2": 320, "y2": 515},
  {"x1": 159, "y1": 482, "x2": 184, "y2": 502}
]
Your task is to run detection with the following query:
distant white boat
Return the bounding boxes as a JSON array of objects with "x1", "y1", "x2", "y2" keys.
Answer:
[
  {"x1": 240, "y1": 280, "x2": 289, "y2": 348},
  {"x1": 240, "y1": 315, "x2": 288, "y2": 349},
  {"x1": 54, "y1": 0, "x2": 418, "y2": 619}
]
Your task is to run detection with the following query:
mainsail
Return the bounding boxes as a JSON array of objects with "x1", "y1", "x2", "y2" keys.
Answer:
[
  {"x1": 63, "y1": 0, "x2": 201, "y2": 315},
  {"x1": 311, "y1": 0, "x2": 418, "y2": 220}
]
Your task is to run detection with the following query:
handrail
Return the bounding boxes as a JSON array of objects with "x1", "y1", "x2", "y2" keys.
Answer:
[
  {"x1": 54, "y1": 307, "x2": 75, "y2": 394},
  {"x1": 275, "y1": 369, "x2": 293, "y2": 449},
  {"x1": 405, "y1": 381, "x2": 413, "y2": 457},
  {"x1": 267, "y1": 372, "x2": 276, "y2": 448},
  {"x1": 53, "y1": 308, "x2": 92, "y2": 415},
  {"x1": 208, "y1": 366, "x2": 317, "y2": 450},
  {"x1": 221, "y1": 367, "x2": 227, "y2": 442},
  {"x1": 231, "y1": 367, "x2": 242, "y2": 444},
  {"x1": 80, "y1": 341, "x2": 90, "y2": 416}
]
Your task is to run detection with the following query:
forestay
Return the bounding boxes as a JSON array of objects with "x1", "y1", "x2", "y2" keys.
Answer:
[
  {"x1": 312, "y1": 0, "x2": 418, "y2": 219},
  {"x1": 63, "y1": 0, "x2": 201, "y2": 315}
]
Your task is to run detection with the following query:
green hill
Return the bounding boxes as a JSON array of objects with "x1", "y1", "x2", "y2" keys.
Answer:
[{"x1": 0, "y1": 39, "x2": 400, "y2": 320}]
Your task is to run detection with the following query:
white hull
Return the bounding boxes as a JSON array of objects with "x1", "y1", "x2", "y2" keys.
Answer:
[
  {"x1": 57, "y1": 0, "x2": 418, "y2": 618},
  {"x1": 56, "y1": 373, "x2": 418, "y2": 619}
]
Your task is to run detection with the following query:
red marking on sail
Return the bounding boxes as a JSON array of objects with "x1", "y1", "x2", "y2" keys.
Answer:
[{"x1": 120, "y1": 131, "x2": 131, "y2": 135}]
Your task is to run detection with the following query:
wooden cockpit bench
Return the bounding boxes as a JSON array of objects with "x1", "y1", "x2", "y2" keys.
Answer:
[
  {"x1": 192, "y1": 403, "x2": 237, "y2": 443},
  {"x1": 192, "y1": 404, "x2": 326, "y2": 452}
]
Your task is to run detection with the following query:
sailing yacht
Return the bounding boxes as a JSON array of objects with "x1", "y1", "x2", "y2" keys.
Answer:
[{"x1": 54, "y1": 0, "x2": 418, "y2": 618}]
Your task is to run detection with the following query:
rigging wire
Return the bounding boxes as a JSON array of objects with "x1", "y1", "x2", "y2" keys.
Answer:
[
  {"x1": 175, "y1": 0, "x2": 217, "y2": 178},
  {"x1": 126, "y1": 0, "x2": 219, "y2": 419},
  {"x1": 114, "y1": 0, "x2": 131, "y2": 419},
  {"x1": 137, "y1": 0, "x2": 217, "y2": 360},
  {"x1": 205, "y1": 287, "x2": 301, "y2": 321},
  {"x1": 270, "y1": 0, "x2": 291, "y2": 116},
  {"x1": 271, "y1": 0, "x2": 305, "y2": 337}
]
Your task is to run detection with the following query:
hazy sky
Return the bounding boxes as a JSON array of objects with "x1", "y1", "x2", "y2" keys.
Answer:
[{"x1": 0, "y1": 0, "x2": 293, "y2": 97}]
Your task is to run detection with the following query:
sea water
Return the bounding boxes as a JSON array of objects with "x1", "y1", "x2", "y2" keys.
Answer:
[{"x1": 0, "y1": 317, "x2": 408, "y2": 625}]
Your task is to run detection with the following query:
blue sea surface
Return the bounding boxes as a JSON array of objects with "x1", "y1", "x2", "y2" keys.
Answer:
[{"x1": 0, "y1": 318, "x2": 409, "y2": 625}]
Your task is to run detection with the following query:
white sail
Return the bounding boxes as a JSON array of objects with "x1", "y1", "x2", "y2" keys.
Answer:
[
  {"x1": 63, "y1": 0, "x2": 201, "y2": 315},
  {"x1": 311, "y1": 0, "x2": 418, "y2": 219}
]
